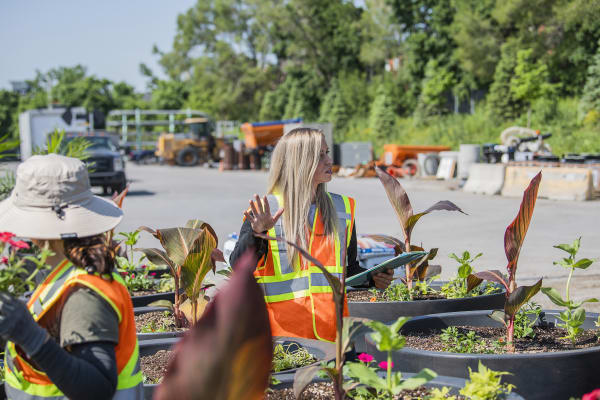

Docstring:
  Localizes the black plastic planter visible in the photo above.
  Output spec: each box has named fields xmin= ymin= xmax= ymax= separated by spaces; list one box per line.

xmin=272 ymin=371 xmax=524 ymax=399
xmin=131 ymin=291 xmax=175 ymax=308
xmin=365 ymin=309 xmax=600 ymax=400
xmin=140 ymin=336 xmax=335 ymax=399
xmin=135 ymin=306 xmax=184 ymax=341
xmin=348 ymin=282 xmax=506 ymax=321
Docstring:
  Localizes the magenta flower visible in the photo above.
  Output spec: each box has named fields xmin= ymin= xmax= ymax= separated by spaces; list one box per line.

xmin=131 ymin=273 xmax=135 ymax=278
xmin=150 ymin=272 xmax=157 ymax=276
xmin=378 ymin=361 xmax=393 ymax=369
xmin=357 ymin=353 xmax=374 ymax=363
xmin=141 ymin=264 xmax=147 ymax=269
xmin=0 ymin=232 xmax=15 ymax=243
xmin=583 ymin=389 xmax=600 ymax=400
xmin=8 ymin=239 xmax=30 ymax=249
xmin=1 ymin=256 xmax=8 ymax=264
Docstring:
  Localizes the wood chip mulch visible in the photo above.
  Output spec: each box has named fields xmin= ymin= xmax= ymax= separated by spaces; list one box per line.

xmin=346 ymin=289 xmax=446 ymax=302
xmin=135 ymin=311 xmax=184 ymax=333
xmin=266 ymin=382 xmax=440 ymax=399
xmin=404 ymin=325 xmax=600 ymax=353
xmin=130 ymin=290 xmax=158 ymax=297
xmin=141 ymin=350 xmax=174 ymax=384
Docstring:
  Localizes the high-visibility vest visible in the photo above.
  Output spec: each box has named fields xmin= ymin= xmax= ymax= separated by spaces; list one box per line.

xmin=4 ymin=259 xmax=143 ymax=400
xmin=254 ymin=192 xmax=355 ymax=342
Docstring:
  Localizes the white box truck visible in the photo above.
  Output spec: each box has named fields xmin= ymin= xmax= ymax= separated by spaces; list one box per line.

xmin=19 ymin=107 xmax=88 ymax=160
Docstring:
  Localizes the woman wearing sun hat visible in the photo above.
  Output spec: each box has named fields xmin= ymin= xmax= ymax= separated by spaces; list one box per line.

xmin=0 ymin=154 xmax=142 ymax=400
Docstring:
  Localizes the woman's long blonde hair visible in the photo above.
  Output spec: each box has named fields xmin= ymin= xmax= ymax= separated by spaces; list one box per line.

xmin=267 ymin=128 xmax=337 ymax=265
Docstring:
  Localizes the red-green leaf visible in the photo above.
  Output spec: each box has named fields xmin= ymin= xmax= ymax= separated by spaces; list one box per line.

xmin=360 ymin=234 xmax=405 ymax=255
xmin=472 ymin=270 xmax=509 ymax=291
xmin=186 ymin=219 xmax=219 ymax=246
xmin=153 ymin=227 xmax=204 ymax=267
xmin=466 ymin=274 xmax=484 ymax=293
xmin=181 ymin=227 xmax=217 ymax=306
xmin=504 ymin=172 xmax=541 ymax=276
xmin=293 ymin=364 xmax=322 ymax=399
xmin=505 ymin=279 xmax=543 ymax=318
xmin=134 ymin=247 xmax=176 ymax=276
xmin=111 ymin=185 xmax=129 ymax=209
xmin=154 ymin=251 xmax=272 ymax=400
xmin=488 ymin=310 xmax=508 ymax=327
xmin=405 ymin=201 xmax=466 ymax=239
xmin=375 ymin=167 xmax=413 ymax=240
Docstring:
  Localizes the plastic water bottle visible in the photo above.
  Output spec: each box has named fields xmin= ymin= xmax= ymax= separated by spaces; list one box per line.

xmin=223 ymin=232 xmax=239 ymax=266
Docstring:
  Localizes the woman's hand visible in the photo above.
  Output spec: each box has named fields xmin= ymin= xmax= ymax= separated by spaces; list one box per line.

xmin=372 ymin=269 xmax=394 ymax=289
xmin=0 ymin=292 xmax=48 ymax=356
xmin=244 ymin=194 xmax=284 ymax=234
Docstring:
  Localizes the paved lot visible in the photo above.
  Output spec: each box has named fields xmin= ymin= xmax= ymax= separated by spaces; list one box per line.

xmin=4 ymin=160 xmax=600 ymax=311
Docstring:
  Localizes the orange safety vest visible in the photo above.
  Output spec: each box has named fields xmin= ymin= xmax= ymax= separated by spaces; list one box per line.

xmin=253 ymin=192 xmax=355 ymax=342
xmin=4 ymin=260 xmax=143 ymax=400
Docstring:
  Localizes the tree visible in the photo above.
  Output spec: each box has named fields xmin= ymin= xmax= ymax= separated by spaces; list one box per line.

xmin=358 ymin=0 xmax=402 ymax=72
xmin=369 ymin=84 xmax=396 ymax=139
xmin=580 ymin=40 xmax=600 ymax=123
xmin=510 ymin=49 xmax=556 ymax=127
xmin=415 ymin=58 xmax=456 ymax=118
xmin=0 ymin=91 xmax=20 ymax=139
xmin=487 ymin=42 xmax=523 ymax=120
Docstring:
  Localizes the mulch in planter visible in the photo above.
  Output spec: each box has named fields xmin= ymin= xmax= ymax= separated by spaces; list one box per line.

xmin=265 ymin=382 xmax=442 ymax=400
xmin=404 ymin=326 xmax=600 ymax=353
xmin=130 ymin=289 xmax=158 ymax=297
xmin=141 ymin=350 xmax=173 ymax=384
xmin=347 ymin=289 xmax=446 ymax=302
xmin=135 ymin=311 xmax=185 ymax=334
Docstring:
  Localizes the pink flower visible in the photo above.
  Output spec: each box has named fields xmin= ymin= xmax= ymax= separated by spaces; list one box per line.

xmin=357 ymin=353 xmax=374 ymax=363
xmin=1 ymin=256 xmax=8 ymax=264
xmin=131 ymin=273 xmax=135 ymax=278
xmin=0 ymin=232 xmax=15 ymax=243
xmin=150 ymin=272 xmax=157 ymax=276
xmin=141 ymin=264 xmax=147 ymax=269
xmin=583 ymin=389 xmax=600 ymax=400
xmin=8 ymin=240 xmax=30 ymax=249
xmin=378 ymin=361 xmax=393 ymax=370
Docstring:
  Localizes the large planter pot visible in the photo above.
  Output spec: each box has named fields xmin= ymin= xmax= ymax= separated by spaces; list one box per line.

xmin=348 ymin=282 xmax=505 ymax=353
xmin=140 ymin=336 xmax=335 ymax=399
xmin=272 ymin=371 xmax=524 ymax=399
xmin=131 ymin=291 xmax=175 ymax=308
xmin=365 ymin=309 xmax=600 ymax=400
xmin=348 ymin=282 xmax=506 ymax=321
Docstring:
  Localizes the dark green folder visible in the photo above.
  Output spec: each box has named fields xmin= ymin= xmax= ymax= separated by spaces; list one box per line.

xmin=345 ymin=251 xmax=428 ymax=287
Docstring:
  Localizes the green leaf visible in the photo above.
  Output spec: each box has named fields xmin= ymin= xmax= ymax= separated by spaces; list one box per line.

xmin=553 ymin=243 xmax=576 ymax=255
xmin=365 ymin=318 xmax=407 ymax=352
xmin=504 ymin=172 xmax=541 ymax=276
xmin=571 ymin=298 xmax=599 ymax=308
xmin=458 ymin=264 xmax=472 ymax=279
xmin=540 ymin=287 xmax=570 ymax=307
xmin=505 ymin=279 xmax=543 ymax=318
xmin=573 ymin=258 xmax=594 ymax=269
xmin=148 ymin=300 xmax=174 ymax=311
xmin=346 ymin=362 xmax=386 ymax=390
xmin=394 ymin=368 xmax=437 ymax=393
xmin=342 ymin=317 xmax=372 ymax=355
xmin=488 ymin=310 xmax=508 ymax=327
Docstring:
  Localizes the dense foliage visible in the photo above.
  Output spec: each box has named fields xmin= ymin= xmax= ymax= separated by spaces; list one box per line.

xmin=2 ymin=0 xmax=600 ymax=155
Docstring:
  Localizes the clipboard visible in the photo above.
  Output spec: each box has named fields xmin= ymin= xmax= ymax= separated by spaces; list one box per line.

xmin=345 ymin=251 xmax=428 ymax=287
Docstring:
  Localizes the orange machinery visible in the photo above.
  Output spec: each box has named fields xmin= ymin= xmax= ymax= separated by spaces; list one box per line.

xmin=378 ymin=144 xmax=451 ymax=177
xmin=241 ymin=118 xmax=302 ymax=149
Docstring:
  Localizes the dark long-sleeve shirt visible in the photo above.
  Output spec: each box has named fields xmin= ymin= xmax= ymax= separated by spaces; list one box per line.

xmin=229 ymin=219 xmax=374 ymax=287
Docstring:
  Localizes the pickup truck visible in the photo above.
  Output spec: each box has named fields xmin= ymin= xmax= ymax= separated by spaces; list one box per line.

xmin=65 ymin=132 xmax=127 ymax=195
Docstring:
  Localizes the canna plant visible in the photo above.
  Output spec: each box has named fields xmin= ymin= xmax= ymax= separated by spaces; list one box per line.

xmin=154 ymin=250 xmax=273 ymax=400
xmin=541 ymin=237 xmax=597 ymax=344
xmin=467 ymin=171 xmax=543 ymax=352
xmin=136 ymin=220 xmax=225 ymax=327
xmin=375 ymin=167 xmax=465 ymax=297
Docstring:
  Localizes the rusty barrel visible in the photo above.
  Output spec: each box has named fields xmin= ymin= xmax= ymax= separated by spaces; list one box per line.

xmin=222 ymin=143 xmax=235 ymax=170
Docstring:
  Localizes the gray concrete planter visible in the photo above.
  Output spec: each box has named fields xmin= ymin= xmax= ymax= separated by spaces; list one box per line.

xmin=365 ymin=309 xmax=600 ymax=400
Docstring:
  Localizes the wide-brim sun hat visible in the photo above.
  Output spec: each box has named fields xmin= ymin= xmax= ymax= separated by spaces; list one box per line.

xmin=0 ymin=154 xmax=123 ymax=239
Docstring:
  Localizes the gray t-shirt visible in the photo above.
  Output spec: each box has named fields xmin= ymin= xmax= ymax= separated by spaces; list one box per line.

xmin=59 ymin=287 xmax=119 ymax=347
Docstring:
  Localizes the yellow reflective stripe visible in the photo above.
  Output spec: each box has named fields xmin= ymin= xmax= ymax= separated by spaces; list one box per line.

xmin=268 ymin=225 xmax=283 ymax=275
xmin=117 ymin=341 xmax=143 ymax=389
xmin=35 ymin=260 xmax=71 ymax=301
xmin=4 ymin=347 xmax=64 ymax=398
xmin=264 ymin=290 xmax=310 ymax=302
xmin=310 ymin=285 xmax=334 ymax=294
xmin=342 ymin=195 xmax=352 ymax=248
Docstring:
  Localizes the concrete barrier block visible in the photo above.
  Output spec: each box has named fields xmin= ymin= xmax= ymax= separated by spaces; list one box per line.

xmin=463 ymin=163 xmax=506 ymax=195
xmin=501 ymin=166 xmax=593 ymax=201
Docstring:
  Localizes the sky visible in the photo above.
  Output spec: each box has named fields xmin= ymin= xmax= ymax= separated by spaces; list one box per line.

xmin=0 ymin=0 xmax=198 ymax=92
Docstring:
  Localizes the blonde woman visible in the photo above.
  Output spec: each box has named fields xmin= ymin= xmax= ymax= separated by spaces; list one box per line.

xmin=230 ymin=128 xmax=393 ymax=342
